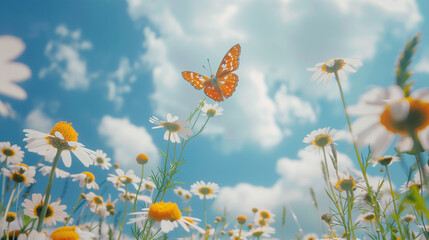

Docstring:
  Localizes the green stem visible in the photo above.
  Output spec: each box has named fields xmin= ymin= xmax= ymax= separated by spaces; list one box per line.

xmin=64 ymin=187 xmax=85 ymax=226
xmin=118 ymin=185 xmax=128 ymax=240
xmin=238 ymin=224 xmax=243 ymax=239
xmin=133 ymin=164 xmax=145 ymax=211
xmin=334 ymin=72 xmax=386 ymax=240
xmin=385 ymin=166 xmax=404 ymax=239
xmin=36 ymin=147 xmax=63 ymax=232
xmin=346 ymin=190 xmax=356 ymax=240
xmin=3 ymin=183 xmax=17 ymax=224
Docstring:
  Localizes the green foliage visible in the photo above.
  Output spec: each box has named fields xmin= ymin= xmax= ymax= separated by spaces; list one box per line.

xmin=396 ymin=33 xmax=421 ymax=97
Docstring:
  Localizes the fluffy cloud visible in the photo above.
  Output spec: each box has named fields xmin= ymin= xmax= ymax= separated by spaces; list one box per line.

xmin=25 ymin=107 xmax=54 ymax=132
xmin=39 ymin=25 xmax=96 ymax=90
xmin=98 ymin=116 xmax=159 ymax=174
xmin=415 ymin=52 xmax=429 ymax=74
xmin=107 ymin=58 xmax=138 ymax=109
xmin=126 ymin=0 xmax=421 ymax=149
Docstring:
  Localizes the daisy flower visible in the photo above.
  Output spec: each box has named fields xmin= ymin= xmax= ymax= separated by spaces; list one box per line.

xmin=105 ymin=195 xmax=118 ymax=216
xmin=349 ymin=85 xmax=429 ymax=156
xmin=23 ymin=121 xmax=94 ymax=167
xmin=118 ymin=187 xmax=152 ymax=204
xmin=128 ymin=201 xmax=204 ymax=234
xmin=202 ymin=103 xmax=223 ymax=117
xmin=149 ymin=113 xmax=193 ymax=143
xmin=0 ymin=142 xmax=24 ymax=164
xmin=50 ymin=226 xmax=95 ymax=240
xmin=190 ymin=181 xmax=220 ymax=199
xmin=400 ymin=179 xmax=423 ymax=193
xmin=174 ymin=187 xmax=193 ymax=202
xmin=249 ymin=226 xmax=275 ymax=238
xmin=70 ymin=171 xmax=99 ymax=190
xmin=22 ymin=193 xmax=68 ymax=226
xmin=333 ymin=171 xmax=357 ymax=192
xmin=2 ymin=163 xmax=36 ymax=186
xmin=85 ymin=192 xmax=108 ymax=216
xmin=402 ymin=214 xmax=416 ymax=223
xmin=356 ymin=212 xmax=376 ymax=224
xmin=303 ymin=233 xmax=319 ymax=240
xmin=256 ymin=209 xmax=275 ymax=224
xmin=37 ymin=163 xmax=70 ymax=178
xmin=371 ymin=155 xmax=400 ymax=167
xmin=107 ymin=168 xmax=140 ymax=190
xmin=92 ymin=149 xmax=112 ymax=170
xmin=307 ymin=58 xmax=362 ymax=83
xmin=303 ymin=127 xmax=338 ymax=152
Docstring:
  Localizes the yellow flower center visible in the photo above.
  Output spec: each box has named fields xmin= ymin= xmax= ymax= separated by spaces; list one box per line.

xmin=198 ymin=187 xmax=213 ymax=195
xmin=403 ymin=216 xmax=414 ymax=222
xmin=177 ymin=190 xmax=183 ymax=196
xmin=207 ymin=109 xmax=216 ymax=117
xmin=364 ymin=213 xmax=376 ymax=222
xmin=380 ymin=98 xmax=429 ymax=135
xmin=11 ymin=172 xmax=26 ymax=183
xmin=237 ymin=215 xmax=247 ymax=224
xmin=7 ymin=230 xmax=23 ymax=238
xmin=252 ymin=230 xmax=264 ymax=237
xmin=93 ymin=196 xmax=103 ymax=205
xmin=335 ymin=176 xmax=356 ymax=192
xmin=50 ymin=121 xmax=79 ymax=141
xmin=96 ymin=157 xmax=104 ymax=164
xmin=17 ymin=163 xmax=29 ymax=170
xmin=34 ymin=203 xmax=54 ymax=219
xmin=258 ymin=218 xmax=267 ymax=226
xmin=260 ymin=211 xmax=270 ymax=219
xmin=6 ymin=212 xmax=16 ymax=222
xmin=185 ymin=193 xmax=191 ymax=200
xmin=148 ymin=201 xmax=182 ymax=221
xmin=145 ymin=184 xmax=154 ymax=190
xmin=106 ymin=203 xmax=114 ymax=211
xmin=82 ymin=171 xmax=95 ymax=183
xmin=120 ymin=176 xmax=133 ymax=185
xmin=161 ymin=122 xmax=181 ymax=133
xmin=312 ymin=134 xmax=331 ymax=148
xmin=136 ymin=153 xmax=149 ymax=164
xmin=307 ymin=237 xmax=316 ymax=240
xmin=375 ymin=157 xmax=393 ymax=166
xmin=322 ymin=59 xmax=345 ymax=73
xmin=50 ymin=226 xmax=79 ymax=240
xmin=2 ymin=147 xmax=15 ymax=157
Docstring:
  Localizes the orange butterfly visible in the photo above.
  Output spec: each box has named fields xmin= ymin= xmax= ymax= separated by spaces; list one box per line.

xmin=182 ymin=44 xmax=241 ymax=102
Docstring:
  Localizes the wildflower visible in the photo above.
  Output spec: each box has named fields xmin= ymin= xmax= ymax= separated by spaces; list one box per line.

xmin=0 ymin=142 xmax=24 ymax=164
xmin=22 ymin=193 xmax=67 ymax=226
xmin=2 ymin=163 xmax=36 ymax=186
xmin=372 ymin=155 xmax=400 ymax=167
xmin=307 ymin=58 xmax=362 ymax=83
xmin=149 ymin=113 xmax=193 ymax=143
xmin=128 ymin=201 xmax=204 ymax=233
xmin=249 ymin=226 xmax=275 ymax=238
xmin=70 ymin=171 xmax=99 ymax=190
xmin=118 ymin=187 xmax=152 ymax=204
xmin=190 ymin=181 xmax=220 ymax=199
xmin=349 ymin=85 xmax=429 ymax=156
xmin=402 ymin=214 xmax=416 ymax=223
xmin=105 ymin=195 xmax=118 ymax=216
xmin=50 ymin=226 xmax=95 ymax=240
xmin=400 ymin=179 xmax=423 ymax=193
xmin=23 ymin=121 xmax=94 ymax=167
xmin=136 ymin=153 xmax=149 ymax=165
xmin=202 ymin=103 xmax=223 ymax=117
xmin=303 ymin=233 xmax=319 ymax=240
xmin=237 ymin=215 xmax=247 ymax=225
xmin=257 ymin=209 xmax=275 ymax=224
xmin=37 ymin=163 xmax=70 ymax=178
xmin=107 ymin=168 xmax=140 ymax=189
xmin=356 ymin=212 xmax=376 ymax=224
xmin=84 ymin=192 xmax=108 ymax=217
xmin=303 ymin=127 xmax=338 ymax=152
xmin=92 ymin=149 xmax=112 ymax=170
xmin=0 ymin=36 xmax=31 ymax=118
xmin=5 ymin=212 xmax=16 ymax=222
xmin=333 ymin=172 xmax=357 ymax=192
xmin=174 ymin=187 xmax=192 ymax=202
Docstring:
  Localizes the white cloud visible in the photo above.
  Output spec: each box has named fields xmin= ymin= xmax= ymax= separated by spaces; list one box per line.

xmin=107 ymin=58 xmax=138 ymax=109
xmin=214 ymin=149 xmax=356 ymax=214
xmin=0 ymin=100 xmax=15 ymax=118
xmin=98 ymin=116 xmax=159 ymax=174
xmin=39 ymin=25 xmax=96 ymax=90
xmin=415 ymin=53 xmax=429 ymax=74
xmin=127 ymin=0 xmax=421 ymax=149
xmin=25 ymin=107 xmax=54 ymax=132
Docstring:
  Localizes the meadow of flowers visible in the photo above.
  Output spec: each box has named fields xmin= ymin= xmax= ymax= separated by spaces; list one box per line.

xmin=1 ymin=31 xmax=429 ymax=240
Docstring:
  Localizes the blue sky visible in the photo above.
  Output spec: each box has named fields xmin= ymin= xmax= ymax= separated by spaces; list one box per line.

xmin=1 ymin=0 xmax=429 ymax=238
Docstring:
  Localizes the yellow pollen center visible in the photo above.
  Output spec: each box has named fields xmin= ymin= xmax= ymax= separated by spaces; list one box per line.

xmin=34 ymin=203 xmax=54 ymax=219
xmin=252 ymin=231 xmax=264 ymax=237
xmin=312 ymin=134 xmax=331 ymax=148
xmin=2 ymin=148 xmax=15 ymax=157
xmin=322 ymin=59 xmax=345 ymax=73
xmin=11 ymin=173 xmax=26 ymax=183
xmin=207 ymin=109 xmax=216 ymax=117
xmin=198 ymin=187 xmax=213 ymax=195
xmin=260 ymin=211 xmax=270 ymax=219
xmin=50 ymin=226 xmax=79 ymax=240
xmin=375 ymin=157 xmax=393 ymax=166
xmin=120 ymin=176 xmax=133 ymax=185
xmin=96 ymin=157 xmax=104 ymax=164
xmin=82 ymin=171 xmax=95 ymax=183
xmin=335 ymin=177 xmax=356 ymax=192
xmin=364 ymin=214 xmax=376 ymax=222
xmin=148 ymin=201 xmax=182 ymax=221
xmin=93 ymin=196 xmax=103 ymax=205
xmin=380 ymin=98 xmax=429 ymax=135
xmin=161 ymin=122 xmax=181 ymax=132
xmin=49 ymin=121 xmax=79 ymax=142
xmin=6 ymin=212 xmax=16 ymax=222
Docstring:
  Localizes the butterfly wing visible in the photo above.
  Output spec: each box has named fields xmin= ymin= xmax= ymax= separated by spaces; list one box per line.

xmin=215 ymin=44 xmax=241 ymax=78
xmin=218 ymin=73 xmax=238 ymax=99
xmin=182 ymin=71 xmax=210 ymax=90
xmin=204 ymin=80 xmax=224 ymax=102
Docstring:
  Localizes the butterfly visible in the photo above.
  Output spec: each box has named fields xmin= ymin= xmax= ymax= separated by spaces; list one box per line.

xmin=182 ymin=44 xmax=241 ymax=102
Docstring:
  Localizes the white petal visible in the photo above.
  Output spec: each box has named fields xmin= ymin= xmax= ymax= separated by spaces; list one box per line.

xmin=61 ymin=150 xmax=72 ymax=167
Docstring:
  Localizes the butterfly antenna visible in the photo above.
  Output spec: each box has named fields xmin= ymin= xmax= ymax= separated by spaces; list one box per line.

xmin=207 ymin=58 xmax=214 ymax=76
xmin=202 ymin=64 xmax=211 ymax=75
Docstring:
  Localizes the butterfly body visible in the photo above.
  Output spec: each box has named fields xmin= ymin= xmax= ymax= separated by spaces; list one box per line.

xmin=182 ymin=44 xmax=241 ymax=102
